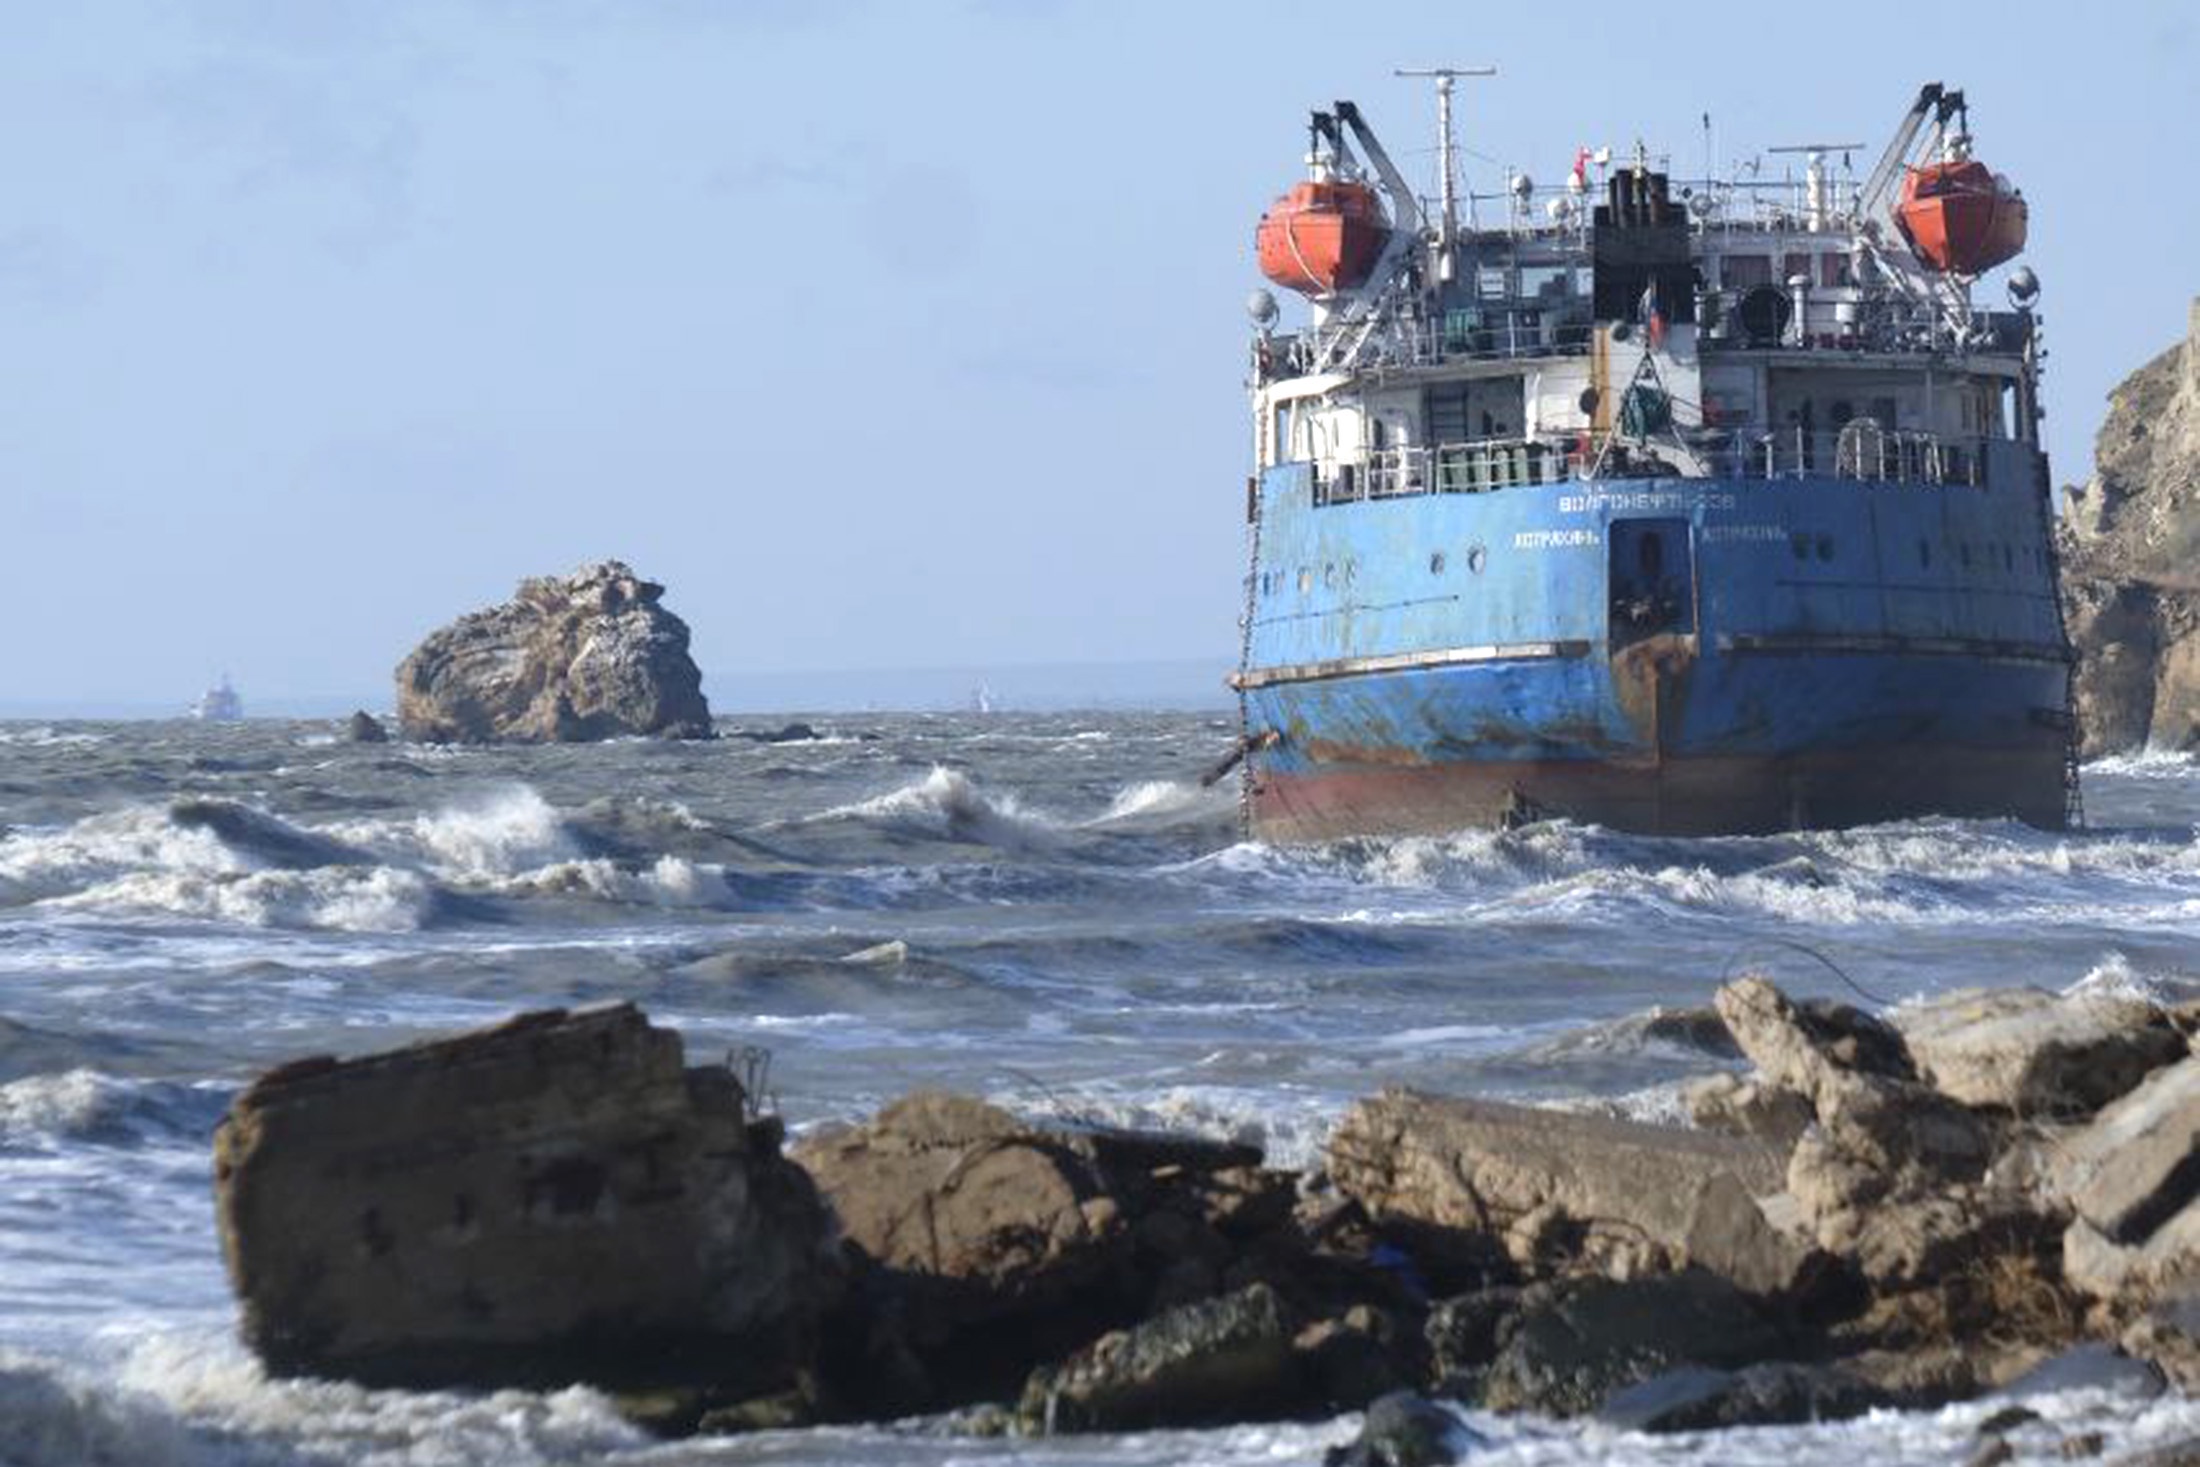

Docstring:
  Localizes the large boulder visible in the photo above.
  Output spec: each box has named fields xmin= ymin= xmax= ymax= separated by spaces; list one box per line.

xmin=2051 ymin=1057 xmax=2200 ymax=1246
xmin=1017 ymin=1282 xmax=1301 ymax=1433
xmin=343 ymin=710 xmax=389 ymax=744
xmin=1475 ymin=1271 xmax=1786 ymax=1416
xmin=211 ymin=1005 xmax=835 ymax=1402
xmin=1324 ymin=1392 xmax=1481 ymax=1467
xmin=395 ymin=561 xmax=713 ymax=743
xmin=2061 ymin=297 xmax=2200 ymax=756
xmin=790 ymin=1092 xmax=1275 ymax=1410
xmin=1894 ymin=986 xmax=2183 ymax=1116
xmin=2052 ymin=1057 xmax=2200 ymax=1307
xmin=1327 ymin=1089 xmax=1790 ymax=1287
xmin=1715 ymin=977 xmax=1995 ymax=1250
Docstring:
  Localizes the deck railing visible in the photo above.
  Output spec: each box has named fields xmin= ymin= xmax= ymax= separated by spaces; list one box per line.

xmin=1257 ymin=305 xmax=2033 ymax=383
xmin=1311 ymin=430 xmax=2022 ymax=506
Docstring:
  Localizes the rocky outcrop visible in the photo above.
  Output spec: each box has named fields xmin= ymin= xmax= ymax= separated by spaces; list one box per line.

xmin=343 ymin=710 xmax=389 ymax=743
xmin=790 ymin=1092 xmax=1338 ymax=1416
xmin=1475 ymin=1271 xmax=1786 ymax=1416
xmin=211 ymin=1004 xmax=835 ymax=1403
xmin=2062 ymin=298 xmax=2200 ymax=755
xmin=1327 ymin=1090 xmax=1791 ymax=1285
xmin=2054 ymin=1057 xmax=2200 ymax=1306
xmin=1715 ymin=976 xmax=2005 ymax=1279
xmin=394 ymin=561 xmax=712 ymax=743
xmin=1017 ymin=1282 xmax=1300 ymax=1433
xmin=211 ymin=979 xmax=2198 ymax=1442
xmin=1894 ymin=986 xmax=2184 ymax=1115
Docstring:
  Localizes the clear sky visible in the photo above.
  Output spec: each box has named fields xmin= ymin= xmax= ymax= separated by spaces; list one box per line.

xmin=3 ymin=0 xmax=2193 ymax=710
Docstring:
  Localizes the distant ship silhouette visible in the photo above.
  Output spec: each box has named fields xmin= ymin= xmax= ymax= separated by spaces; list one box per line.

xmin=190 ymin=674 xmax=244 ymax=722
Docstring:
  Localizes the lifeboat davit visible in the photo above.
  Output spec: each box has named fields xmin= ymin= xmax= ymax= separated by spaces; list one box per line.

xmin=1256 ymin=179 xmax=1389 ymax=295
xmin=1897 ymin=159 xmax=2027 ymax=276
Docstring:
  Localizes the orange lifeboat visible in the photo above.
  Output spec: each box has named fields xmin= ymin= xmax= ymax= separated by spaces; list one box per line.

xmin=1897 ymin=159 xmax=2027 ymax=275
xmin=1256 ymin=179 xmax=1389 ymax=295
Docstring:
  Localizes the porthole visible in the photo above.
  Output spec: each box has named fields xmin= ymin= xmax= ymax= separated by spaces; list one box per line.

xmin=2002 ymin=545 xmax=2014 ymax=572
xmin=1429 ymin=551 xmax=1447 ymax=575
xmin=1790 ymin=532 xmax=1811 ymax=562
xmin=1297 ymin=568 xmax=1312 ymax=595
xmin=1919 ymin=540 xmax=1932 ymax=569
xmin=1815 ymin=534 xmax=1834 ymax=562
xmin=1466 ymin=545 xmax=1488 ymax=575
xmin=1960 ymin=543 xmax=1972 ymax=568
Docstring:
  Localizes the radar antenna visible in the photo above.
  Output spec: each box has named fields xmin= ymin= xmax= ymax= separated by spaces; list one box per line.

xmin=1394 ymin=66 xmax=1496 ymax=256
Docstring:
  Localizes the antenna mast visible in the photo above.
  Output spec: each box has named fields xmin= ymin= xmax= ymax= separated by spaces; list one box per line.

xmin=1395 ymin=66 xmax=1495 ymax=254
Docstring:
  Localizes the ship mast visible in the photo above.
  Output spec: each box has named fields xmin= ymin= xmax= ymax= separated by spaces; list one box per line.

xmin=1395 ymin=65 xmax=1494 ymax=276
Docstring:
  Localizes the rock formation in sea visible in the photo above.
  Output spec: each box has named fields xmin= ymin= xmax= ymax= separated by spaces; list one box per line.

xmin=210 ymin=978 xmax=2199 ymax=1446
xmin=393 ymin=561 xmax=713 ymax=743
xmin=2062 ymin=297 xmax=2200 ymax=755
xmin=343 ymin=710 xmax=389 ymax=743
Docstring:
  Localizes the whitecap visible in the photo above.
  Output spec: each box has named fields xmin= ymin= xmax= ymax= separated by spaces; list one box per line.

xmin=0 ymin=1350 xmax=201 ymax=1467
xmin=2063 ymin=950 xmax=2200 ymax=1007
xmin=494 ymin=855 xmax=727 ymax=908
xmin=0 ymin=726 xmax=105 ymax=748
xmin=0 ymin=1071 xmax=222 ymax=1148
xmin=45 ymin=865 xmax=433 ymax=933
xmin=809 ymin=766 xmax=1062 ymax=850
xmin=2084 ymin=746 xmax=2198 ymax=780
xmin=1091 ymin=778 xmax=1235 ymax=829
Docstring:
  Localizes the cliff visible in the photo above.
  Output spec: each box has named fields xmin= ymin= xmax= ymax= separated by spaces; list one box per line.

xmin=2063 ymin=299 xmax=2200 ymax=755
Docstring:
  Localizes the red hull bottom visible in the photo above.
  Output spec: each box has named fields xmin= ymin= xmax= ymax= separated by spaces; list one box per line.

xmin=1249 ymin=742 xmax=2070 ymax=842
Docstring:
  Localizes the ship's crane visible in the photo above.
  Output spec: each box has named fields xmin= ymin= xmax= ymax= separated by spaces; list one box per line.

xmin=1855 ymin=83 xmax=1967 ymax=232
xmin=1850 ymin=83 xmax=1990 ymax=337
xmin=1305 ymin=100 xmax=1426 ymax=369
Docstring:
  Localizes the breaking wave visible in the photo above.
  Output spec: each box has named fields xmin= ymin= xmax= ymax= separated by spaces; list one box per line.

xmin=326 ymin=786 xmax=576 ymax=882
xmin=493 ymin=854 xmax=730 ymax=908
xmin=2083 ymin=746 xmax=2198 ymax=780
xmin=806 ymin=766 xmax=1064 ymax=849
xmin=1091 ymin=778 xmax=1235 ymax=831
xmin=45 ymin=866 xmax=436 ymax=933
xmin=0 ymin=1071 xmax=225 ymax=1149
xmin=1176 ymin=814 xmax=2200 ymax=932
xmin=0 ymin=1337 xmax=646 ymax=1467
xmin=0 ymin=787 xmax=744 ymax=931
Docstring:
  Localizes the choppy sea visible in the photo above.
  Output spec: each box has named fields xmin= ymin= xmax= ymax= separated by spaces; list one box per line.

xmin=2 ymin=712 xmax=2197 ymax=1466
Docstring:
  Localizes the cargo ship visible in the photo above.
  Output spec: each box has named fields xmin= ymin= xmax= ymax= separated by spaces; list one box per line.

xmin=1232 ymin=78 xmax=2077 ymax=839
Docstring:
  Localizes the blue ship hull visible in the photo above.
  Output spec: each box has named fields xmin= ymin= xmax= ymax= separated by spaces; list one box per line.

xmin=1239 ymin=455 xmax=2072 ymax=838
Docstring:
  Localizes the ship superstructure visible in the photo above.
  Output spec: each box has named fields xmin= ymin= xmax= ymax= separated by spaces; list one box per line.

xmin=1234 ymin=80 xmax=2075 ymax=838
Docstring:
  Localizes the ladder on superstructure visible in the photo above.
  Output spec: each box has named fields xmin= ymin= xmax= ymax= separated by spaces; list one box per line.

xmin=2033 ymin=455 xmax=2086 ymax=830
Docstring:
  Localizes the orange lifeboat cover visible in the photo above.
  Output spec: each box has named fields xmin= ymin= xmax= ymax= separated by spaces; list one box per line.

xmin=1897 ymin=159 xmax=2027 ymax=276
xmin=1256 ymin=180 xmax=1390 ymax=296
